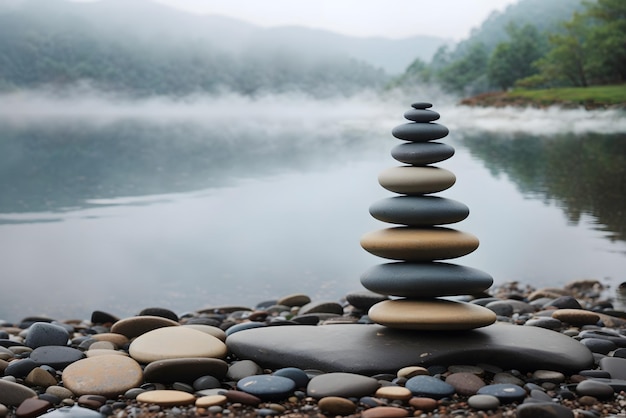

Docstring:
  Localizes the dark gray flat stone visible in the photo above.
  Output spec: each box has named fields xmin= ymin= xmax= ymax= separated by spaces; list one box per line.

xmin=411 ymin=102 xmax=433 ymax=109
xmin=360 ymin=262 xmax=493 ymax=298
xmin=369 ymin=196 xmax=469 ymax=226
xmin=391 ymin=142 xmax=455 ymax=165
xmin=404 ymin=109 xmax=440 ymax=123
xmin=226 ymin=323 xmax=593 ymax=375
xmin=392 ymin=122 xmax=449 ymax=142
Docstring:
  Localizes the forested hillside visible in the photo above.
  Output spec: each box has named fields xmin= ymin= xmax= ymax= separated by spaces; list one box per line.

xmin=393 ymin=0 xmax=625 ymax=97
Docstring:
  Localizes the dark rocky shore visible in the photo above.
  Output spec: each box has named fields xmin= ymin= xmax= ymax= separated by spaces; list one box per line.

xmin=2 ymin=279 xmax=626 ymax=418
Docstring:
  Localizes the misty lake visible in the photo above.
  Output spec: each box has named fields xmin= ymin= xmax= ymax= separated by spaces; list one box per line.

xmin=0 ymin=93 xmax=625 ymax=320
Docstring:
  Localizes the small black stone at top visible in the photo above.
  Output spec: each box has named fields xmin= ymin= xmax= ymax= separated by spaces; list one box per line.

xmin=411 ymin=102 xmax=433 ymax=109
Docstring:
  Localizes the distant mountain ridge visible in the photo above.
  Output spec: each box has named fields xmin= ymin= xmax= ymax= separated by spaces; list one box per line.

xmin=0 ymin=0 xmax=450 ymax=74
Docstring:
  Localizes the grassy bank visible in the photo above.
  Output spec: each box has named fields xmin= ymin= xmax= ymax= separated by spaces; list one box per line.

xmin=460 ymin=84 xmax=626 ymax=109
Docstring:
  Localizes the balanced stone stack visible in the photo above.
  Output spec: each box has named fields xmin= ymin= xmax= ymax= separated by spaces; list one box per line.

xmin=360 ymin=102 xmax=497 ymax=330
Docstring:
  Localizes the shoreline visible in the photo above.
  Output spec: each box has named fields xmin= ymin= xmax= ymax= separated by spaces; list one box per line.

xmin=2 ymin=279 xmax=626 ymax=416
xmin=459 ymin=91 xmax=626 ymax=111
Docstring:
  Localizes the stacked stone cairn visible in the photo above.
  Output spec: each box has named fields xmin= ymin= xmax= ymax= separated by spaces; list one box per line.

xmin=360 ymin=102 xmax=497 ymax=330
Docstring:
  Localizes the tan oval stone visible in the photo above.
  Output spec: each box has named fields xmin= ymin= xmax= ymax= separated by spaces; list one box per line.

xmin=136 ymin=390 xmax=195 ymax=406
xmin=369 ymin=299 xmax=496 ymax=330
xmin=195 ymin=394 xmax=228 ymax=408
xmin=182 ymin=324 xmax=227 ymax=341
xmin=62 ymin=354 xmax=143 ymax=397
xmin=361 ymin=406 xmax=409 ymax=418
xmin=91 ymin=333 xmax=129 ymax=347
xmin=397 ymin=366 xmax=429 ymax=379
xmin=360 ymin=227 xmax=479 ymax=261
xmin=25 ymin=367 xmax=58 ymax=388
xmin=46 ymin=386 xmax=74 ymax=400
xmin=111 ymin=316 xmax=179 ymax=339
xmin=378 ymin=166 xmax=456 ymax=195
xmin=552 ymin=309 xmax=600 ymax=326
xmin=89 ymin=341 xmax=115 ymax=350
xmin=129 ymin=326 xmax=227 ymax=363
xmin=317 ymin=396 xmax=357 ymax=415
xmin=0 ymin=380 xmax=37 ymax=406
xmin=375 ymin=386 xmax=412 ymax=401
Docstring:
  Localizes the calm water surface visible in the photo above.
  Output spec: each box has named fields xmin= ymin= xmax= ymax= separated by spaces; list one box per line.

xmin=0 ymin=95 xmax=624 ymax=319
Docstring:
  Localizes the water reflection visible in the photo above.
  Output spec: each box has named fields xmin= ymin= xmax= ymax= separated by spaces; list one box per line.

xmin=454 ymin=132 xmax=626 ymax=243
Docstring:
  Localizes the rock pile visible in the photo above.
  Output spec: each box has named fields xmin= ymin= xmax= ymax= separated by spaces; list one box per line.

xmin=360 ymin=102 xmax=497 ymax=330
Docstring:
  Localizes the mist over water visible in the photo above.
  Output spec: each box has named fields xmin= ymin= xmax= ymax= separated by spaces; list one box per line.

xmin=0 ymin=89 xmax=625 ymax=320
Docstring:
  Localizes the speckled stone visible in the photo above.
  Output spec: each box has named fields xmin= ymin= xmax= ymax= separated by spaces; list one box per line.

xmin=25 ymin=323 xmax=69 ymax=349
xmin=403 ymin=109 xmax=440 ymax=123
xmin=143 ymin=357 xmax=228 ymax=383
xmin=129 ymin=326 xmax=227 ymax=363
xmin=45 ymin=386 xmax=74 ymax=400
xmin=392 ymin=123 xmax=449 ymax=142
xmin=317 ymin=396 xmax=357 ymax=415
xmin=369 ymin=299 xmax=496 ymax=330
xmin=405 ymin=375 xmax=455 ymax=399
xmin=227 ymin=323 xmax=593 ymax=374
xmin=62 ymin=354 xmax=143 ymax=397
xmin=369 ymin=196 xmax=469 ymax=226
xmin=237 ymin=375 xmax=296 ymax=401
xmin=378 ymin=166 xmax=456 ymax=195
xmin=307 ymin=373 xmax=379 ymax=399
xmin=360 ymin=227 xmax=479 ymax=262
xmin=0 ymin=380 xmax=37 ymax=406
xmin=391 ymin=142 xmax=455 ymax=166
xmin=445 ymin=372 xmax=486 ymax=396
xmin=361 ymin=262 xmax=492 ymax=298
xmin=551 ymin=309 xmax=600 ymax=326
xmin=110 ymin=316 xmax=180 ymax=339
xmin=135 ymin=390 xmax=195 ymax=406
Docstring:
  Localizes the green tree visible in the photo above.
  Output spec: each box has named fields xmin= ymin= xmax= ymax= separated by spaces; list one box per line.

xmin=584 ymin=0 xmax=626 ymax=82
xmin=437 ymin=43 xmax=489 ymax=94
xmin=487 ymin=23 xmax=547 ymax=90
xmin=533 ymin=13 xmax=592 ymax=87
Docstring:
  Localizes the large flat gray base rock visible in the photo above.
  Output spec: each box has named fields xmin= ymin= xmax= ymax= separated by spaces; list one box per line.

xmin=226 ymin=323 xmax=593 ymax=375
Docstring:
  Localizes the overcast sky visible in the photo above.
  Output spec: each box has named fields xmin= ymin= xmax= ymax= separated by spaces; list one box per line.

xmin=152 ymin=0 xmax=519 ymax=41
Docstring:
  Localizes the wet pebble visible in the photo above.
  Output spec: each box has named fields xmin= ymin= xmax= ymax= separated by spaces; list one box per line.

xmin=25 ymin=323 xmax=69 ymax=349
xmin=477 ymin=383 xmax=526 ymax=403
xmin=405 ymin=375 xmax=455 ymax=399
xmin=236 ymin=375 xmax=295 ymax=401
xmin=317 ymin=396 xmax=357 ymax=415
xmin=445 ymin=372 xmax=485 ymax=395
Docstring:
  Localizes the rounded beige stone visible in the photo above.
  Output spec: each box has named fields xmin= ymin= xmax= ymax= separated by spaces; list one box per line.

xmin=378 ymin=166 xmax=456 ymax=195
xmin=196 ymin=394 xmax=228 ymax=408
xmin=182 ymin=324 xmax=227 ymax=342
xmin=277 ymin=293 xmax=312 ymax=307
xmin=136 ymin=390 xmax=195 ymax=406
xmin=397 ymin=366 xmax=429 ymax=379
xmin=360 ymin=227 xmax=479 ymax=261
xmin=61 ymin=354 xmax=143 ymax=397
xmin=375 ymin=386 xmax=412 ymax=401
xmin=551 ymin=309 xmax=600 ymax=326
xmin=129 ymin=326 xmax=227 ymax=363
xmin=369 ymin=299 xmax=496 ymax=330
xmin=89 ymin=341 xmax=115 ymax=350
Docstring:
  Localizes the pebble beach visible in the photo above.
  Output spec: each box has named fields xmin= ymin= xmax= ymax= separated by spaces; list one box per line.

xmin=1 ymin=279 xmax=626 ymax=417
